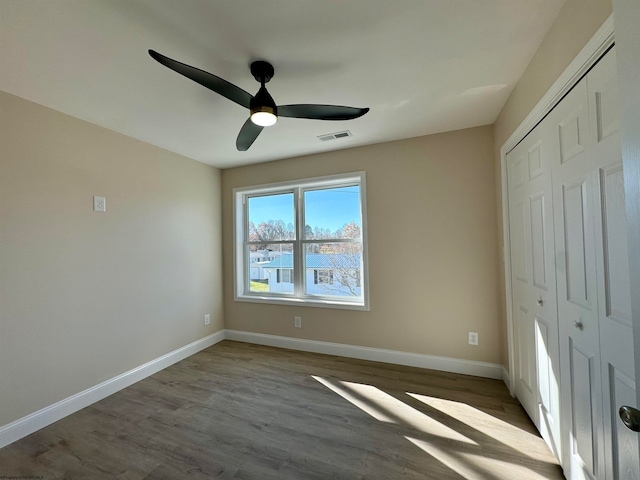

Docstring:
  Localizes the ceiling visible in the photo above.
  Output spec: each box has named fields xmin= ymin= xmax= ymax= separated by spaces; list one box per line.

xmin=1 ymin=0 xmax=565 ymax=169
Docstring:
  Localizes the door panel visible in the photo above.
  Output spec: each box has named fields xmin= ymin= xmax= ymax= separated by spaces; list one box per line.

xmin=530 ymin=192 xmax=548 ymax=289
xmin=599 ymin=164 xmax=632 ymax=325
xmin=593 ymin=74 xmax=620 ymax=142
xmin=588 ymin=49 xmax=637 ymax=480
xmin=507 ymin=119 xmax=562 ymax=458
xmin=559 ymin=107 xmax=587 ymax=164
xmin=562 ymin=179 xmax=591 ymax=308
xmin=529 ymin=140 xmax=544 ymax=180
xmin=570 ymin=341 xmax=597 ymax=477
xmin=548 ymin=78 xmax=605 ymax=479
xmin=512 ymin=201 xmax=528 ymax=284
xmin=518 ymin=304 xmax=534 ymax=396
xmin=536 ymin=314 xmax=560 ymax=454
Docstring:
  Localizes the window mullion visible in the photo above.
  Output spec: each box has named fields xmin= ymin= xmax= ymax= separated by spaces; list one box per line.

xmin=295 ymin=187 xmax=304 ymax=297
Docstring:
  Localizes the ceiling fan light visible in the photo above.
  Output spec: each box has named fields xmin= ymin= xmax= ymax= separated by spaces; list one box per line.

xmin=250 ymin=106 xmax=278 ymax=127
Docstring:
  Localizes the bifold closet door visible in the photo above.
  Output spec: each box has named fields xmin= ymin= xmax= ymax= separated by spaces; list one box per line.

xmin=506 ymin=120 xmax=562 ymax=458
xmin=588 ymin=50 xmax=638 ymax=480
xmin=548 ymin=75 xmax=605 ymax=480
xmin=548 ymin=48 xmax=637 ymax=480
xmin=507 ymin=47 xmax=636 ymax=479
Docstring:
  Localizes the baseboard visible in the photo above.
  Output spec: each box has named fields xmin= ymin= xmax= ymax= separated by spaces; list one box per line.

xmin=224 ymin=330 xmax=503 ymax=380
xmin=1 ymin=329 xmax=505 ymax=450
xmin=0 ymin=330 xmax=225 ymax=450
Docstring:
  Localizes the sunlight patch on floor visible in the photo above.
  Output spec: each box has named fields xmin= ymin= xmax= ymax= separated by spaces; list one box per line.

xmin=406 ymin=436 xmax=554 ymax=480
xmin=312 ymin=375 xmax=396 ymax=423
xmin=312 ymin=376 xmax=475 ymax=445
xmin=406 ymin=392 xmax=552 ymax=462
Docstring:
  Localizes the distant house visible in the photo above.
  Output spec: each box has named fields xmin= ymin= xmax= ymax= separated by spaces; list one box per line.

xmin=262 ymin=252 xmax=362 ymax=297
xmin=249 ymin=250 xmax=283 ymax=280
xmin=249 ymin=249 xmax=283 ymax=263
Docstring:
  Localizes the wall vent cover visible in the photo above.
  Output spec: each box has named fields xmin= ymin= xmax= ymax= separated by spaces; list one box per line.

xmin=317 ymin=130 xmax=352 ymax=142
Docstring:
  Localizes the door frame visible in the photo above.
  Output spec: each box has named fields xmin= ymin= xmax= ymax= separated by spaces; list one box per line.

xmin=613 ymin=0 xmax=640 ymax=462
xmin=500 ymin=15 xmax=615 ymax=394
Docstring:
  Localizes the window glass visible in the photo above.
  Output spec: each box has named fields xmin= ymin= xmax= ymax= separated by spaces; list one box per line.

xmin=248 ymin=193 xmax=295 ymax=242
xmin=305 ymin=243 xmax=362 ymax=297
xmin=304 ymin=186 xmax=361 ymax=240
xmin=248 ymin=244 xmax=293 ymax=294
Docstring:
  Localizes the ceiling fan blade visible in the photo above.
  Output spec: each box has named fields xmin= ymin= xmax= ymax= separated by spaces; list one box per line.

xmin=236 ymin=118 xmax=264 ymax=151
xmin=149 ymin=50 xmax=252 ymax=109
xmin=277 ymin=104 xmax=369 ymax=120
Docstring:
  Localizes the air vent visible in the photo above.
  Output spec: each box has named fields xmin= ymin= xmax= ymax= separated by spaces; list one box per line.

xmin=317 ymin=130 xmax=352 ymax=142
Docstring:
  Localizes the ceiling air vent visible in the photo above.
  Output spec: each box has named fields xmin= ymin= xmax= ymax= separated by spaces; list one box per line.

xmin=317 ymin=130 xmax=352 ymax=142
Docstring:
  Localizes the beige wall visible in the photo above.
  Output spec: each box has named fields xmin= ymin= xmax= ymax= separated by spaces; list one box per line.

xmin=493 ymin=0 xmax=612 ymax=365
xmin=0 ymin=91 xmax=223 ymax=426
xmin=222 ymin=126 xmax=501 ymax=364
xmin=1 ymin=0 xmax=613 ymax=429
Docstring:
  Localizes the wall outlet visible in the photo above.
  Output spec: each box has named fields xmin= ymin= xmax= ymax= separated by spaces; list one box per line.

xmin=204 ymin=314 xmax=210 ymax=326
xmin=468 ymin=332 xmax=479 ymax=346
xmin=93 ymin=196 xmax=106 ymax=212
xmin=294 ymin=316 xmax=302 ymax=328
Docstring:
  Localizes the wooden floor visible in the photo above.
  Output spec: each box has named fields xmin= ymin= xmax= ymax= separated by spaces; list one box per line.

xmin=0 ymin=341 xmax=564 ymax=479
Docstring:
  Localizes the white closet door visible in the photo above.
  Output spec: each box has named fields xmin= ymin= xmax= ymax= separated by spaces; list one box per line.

xmin=506 ymin=119 xmax=562 ymax=458
xmin=588 ymin=50 xmax=638 ymax=480
xmin=548 ymin=78 xmax=605 ymax=480
xmin=507 ymin=47 xmax=635 ymax=478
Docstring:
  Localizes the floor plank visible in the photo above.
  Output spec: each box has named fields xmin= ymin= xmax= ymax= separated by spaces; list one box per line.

xmin=0 ymin=340 xmax=564 ymax=479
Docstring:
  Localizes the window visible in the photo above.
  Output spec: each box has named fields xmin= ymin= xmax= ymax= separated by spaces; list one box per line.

xmin=314 ymin=269 xmax=333 ymax=285
xmin=277 ymin=269 xmax=293 ymax=283
xmin=234 ymin=172 xmax=368 ymax=310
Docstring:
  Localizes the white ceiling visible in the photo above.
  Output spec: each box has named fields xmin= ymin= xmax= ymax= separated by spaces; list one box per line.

xmin=1 ymin=0 xmax=565 ymax=169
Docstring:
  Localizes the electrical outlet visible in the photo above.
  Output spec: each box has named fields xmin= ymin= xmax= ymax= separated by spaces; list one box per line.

xmin=294 ymin=316 xmax=301 ymax=328
xmin=204 ymin=314 xmax=210 ymax=326
xmin=468 ymin=332 xmax=479 ymax=346
xmin=93 ymin=196 xmax=106 ymax=212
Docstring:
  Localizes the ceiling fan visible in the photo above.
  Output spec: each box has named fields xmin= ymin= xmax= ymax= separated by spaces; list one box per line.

xmin=148 ymin=50 xmax=370 ymax=151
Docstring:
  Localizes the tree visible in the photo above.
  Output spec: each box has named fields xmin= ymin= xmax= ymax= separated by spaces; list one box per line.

xmin=248 ymin=220 xmax=294 ymax=250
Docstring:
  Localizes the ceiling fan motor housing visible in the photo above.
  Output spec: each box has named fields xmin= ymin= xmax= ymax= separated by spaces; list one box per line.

xmin=250 ymin=60 xmax=274 ymax=83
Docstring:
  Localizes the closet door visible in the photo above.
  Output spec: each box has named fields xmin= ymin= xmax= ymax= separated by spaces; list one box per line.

xmin=506 ymin=120 xmax=561 ymax=457
xmin=507 ymin=47 xmax=635 ymax=478
xmin=548 ymin=78 xmax=605 ymax=480
xmin=548 ymin=48 xmax=636 ymax=480
xmin=588 ymin=50 xmax=638 ymax=480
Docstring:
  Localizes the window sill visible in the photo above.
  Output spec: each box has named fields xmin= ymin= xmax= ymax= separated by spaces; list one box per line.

xmin=235 ymin=294 xmax=369 ymax=311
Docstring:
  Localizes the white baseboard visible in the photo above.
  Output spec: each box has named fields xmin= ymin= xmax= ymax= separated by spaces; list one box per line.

xmin=224 ymin=330 xmax=504 ymax=380
xmin=1 ymin=329 xmax=506 ymax=450
xmin=0 ymin=330 xmax=225 ymax=450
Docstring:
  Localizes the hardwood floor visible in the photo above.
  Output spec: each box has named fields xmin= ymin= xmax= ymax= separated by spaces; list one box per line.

xmin=0 ymin=340 xmax=564 ymax=479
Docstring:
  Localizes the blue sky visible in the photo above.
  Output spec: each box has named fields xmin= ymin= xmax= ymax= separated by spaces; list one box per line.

xmin=248 ymin=186 xmax=361 ymax=232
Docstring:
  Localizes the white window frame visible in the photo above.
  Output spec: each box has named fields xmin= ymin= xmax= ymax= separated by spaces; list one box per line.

xmin=233 ymin=172 xmax=369 ymax=310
